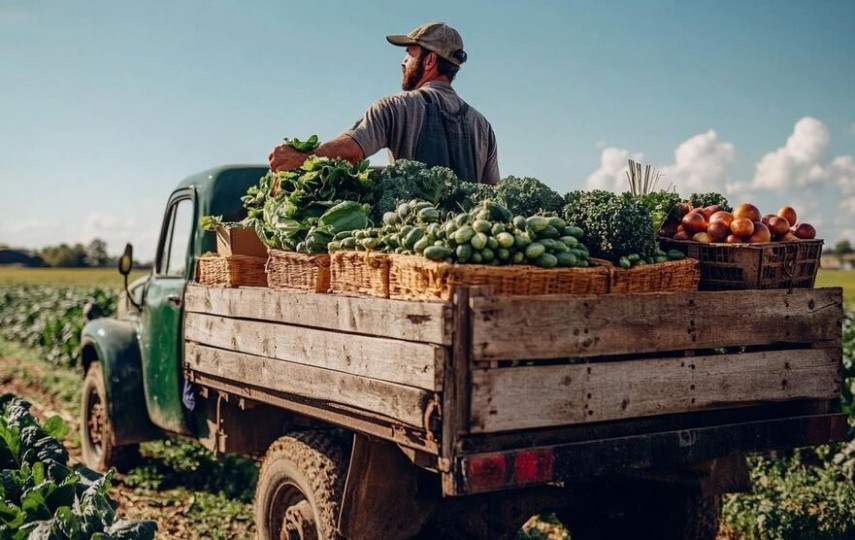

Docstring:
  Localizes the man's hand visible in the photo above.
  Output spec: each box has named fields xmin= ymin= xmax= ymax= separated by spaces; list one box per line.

xmin=269 ymin=144 xmax=309 ymax=172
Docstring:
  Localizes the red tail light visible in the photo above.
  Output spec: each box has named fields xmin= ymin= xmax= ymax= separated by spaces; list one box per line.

xmin=463 ymin=447 xmax=555 ymax=493
xmin=465 ymin=453 xmax=507 ymax=492
xmin=514 ymin=448 xmax=554 ymax=485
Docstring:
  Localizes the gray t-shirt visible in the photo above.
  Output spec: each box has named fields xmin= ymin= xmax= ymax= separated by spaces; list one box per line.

xmin=345 ymin=81 xmax=499 ymax=185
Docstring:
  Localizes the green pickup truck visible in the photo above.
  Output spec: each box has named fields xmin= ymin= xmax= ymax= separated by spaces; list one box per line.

xmin=79 ymin=165 xmax=848 ymax=540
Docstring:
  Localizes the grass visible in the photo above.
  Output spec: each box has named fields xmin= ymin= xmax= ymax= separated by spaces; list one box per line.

xmin=816 ymin=269 xmax=855 ymax=306
xmin=0 ymin=267 xmax=148 ymax=288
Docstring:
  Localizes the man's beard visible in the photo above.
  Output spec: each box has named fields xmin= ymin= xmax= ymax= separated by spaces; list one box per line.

xmin=402 ymin=53 xmax=426 ymax=91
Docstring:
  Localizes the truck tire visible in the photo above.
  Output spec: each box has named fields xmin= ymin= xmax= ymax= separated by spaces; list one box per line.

xmin=80 ymin=362 xmax=140 ymax=472
xmin=560 ymin=482 xmax=721 ymax=540
xmin=255 ymin=431 xmax=348 ymax=540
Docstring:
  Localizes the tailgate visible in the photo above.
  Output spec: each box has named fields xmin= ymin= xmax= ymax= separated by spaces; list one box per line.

xmin=442 ymin=287 xmax=845 ymax=495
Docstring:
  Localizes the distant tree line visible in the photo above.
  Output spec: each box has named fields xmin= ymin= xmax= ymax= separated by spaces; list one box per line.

xmin=0 ymin=238 xmax=141 ymax=268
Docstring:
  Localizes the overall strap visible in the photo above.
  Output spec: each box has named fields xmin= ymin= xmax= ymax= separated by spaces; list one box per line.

xmin=414 ymin=90 xmax=478 ymax=182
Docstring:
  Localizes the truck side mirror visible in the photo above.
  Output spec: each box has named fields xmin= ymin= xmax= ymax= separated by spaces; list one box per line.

xmin=118 ymin=243 xmax=142 ymax=311
xmin=118 ymin=243 xmax=134 ymax=276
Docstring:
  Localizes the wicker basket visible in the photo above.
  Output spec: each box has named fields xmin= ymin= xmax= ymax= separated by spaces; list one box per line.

xmin=266 ymin=249 xmax=331 ymax=293
xmin=601 ymin=257 xmax=701 ymax=294
xmin=388 ymin=255 xmax=610 ymax=302
xmin=329 ymin=251 xmax=390 ymax=298
xmin=196 ymin=253 xmax=267 ymax=288
xmin=659 ymin=238 xmax=823 ymax=290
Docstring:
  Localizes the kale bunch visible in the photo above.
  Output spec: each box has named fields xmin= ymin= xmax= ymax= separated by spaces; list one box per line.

xmin=491 ymin=176 xmax=565 ymax=217
xmin=372 ymin=160 xmax=464 ymax=222
xmin=563 ymin=190 xmax=656 ymax=261
xmin=687 ymin=192 xmax=732 ymax=212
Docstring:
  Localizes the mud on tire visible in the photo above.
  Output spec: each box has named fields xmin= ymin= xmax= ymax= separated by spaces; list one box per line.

xmin=255 ymin=431 xmax=349 ymax=540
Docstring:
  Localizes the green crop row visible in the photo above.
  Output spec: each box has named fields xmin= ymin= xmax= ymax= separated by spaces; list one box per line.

xmin=0 ymin=286 xmax=118 ymax=366
xmin=1 ymin=392 xmax=156 ymax=539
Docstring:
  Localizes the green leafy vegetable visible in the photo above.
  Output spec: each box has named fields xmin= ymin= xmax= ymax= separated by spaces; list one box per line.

xmin=491 ymin=176 xmax=565 ymax=217
xmin=687 ymin=192 xmax=732 ymax=212
xmin=282 ymin=135 xmax=320 ymax=153
xmin=241 ymin=156 xmax=374 ymax=253
xmin=0 ymin=394 xmax=157 ymax=539
xmin=564 ymin=190 xmax=656 ymax=262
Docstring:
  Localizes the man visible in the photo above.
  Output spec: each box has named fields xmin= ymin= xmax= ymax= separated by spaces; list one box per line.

xmin=268 ymin=21 xmax=499 ymax=185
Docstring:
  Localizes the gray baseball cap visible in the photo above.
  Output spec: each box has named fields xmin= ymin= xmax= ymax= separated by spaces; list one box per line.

xmin=386 ymin=22 xmax=467 ymax=66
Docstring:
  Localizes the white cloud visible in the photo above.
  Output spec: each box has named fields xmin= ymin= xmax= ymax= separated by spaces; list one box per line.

xmin=829 ymin=155 xmax=855 ymax=195
xmin=82 ymin=212 xmax=159 ymax=261
xmin=661 ymin=130 xmax=736 ymax=194
xmin=752 ymin=117 xmax=830 ymax=190
xmin=585 ymin=147 xmax=643 ymax=191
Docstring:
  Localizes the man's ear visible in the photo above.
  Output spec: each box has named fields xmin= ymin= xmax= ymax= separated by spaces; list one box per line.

xmin=424 ymin=50 xmax=438 ymax=69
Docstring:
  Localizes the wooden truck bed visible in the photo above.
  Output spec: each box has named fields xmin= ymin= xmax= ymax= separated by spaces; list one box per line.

xmin=183 ymin=284 xmax=846 ymax=495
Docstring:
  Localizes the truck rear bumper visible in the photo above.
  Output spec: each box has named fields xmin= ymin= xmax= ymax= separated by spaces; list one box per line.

xmin=455 ymin=413 xmax=849 ymax=495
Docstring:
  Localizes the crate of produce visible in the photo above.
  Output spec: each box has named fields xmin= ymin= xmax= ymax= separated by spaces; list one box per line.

xmin=329 ymin=251 xmax=391 ymax=298
xmin=388 ymin=255 xmax=610 ymax=302
xmin=266 ymin=249 xmax=331 ymax=293
xmin=196 ymin=253 xmax=267 ymax=288
xmin=595 ymin=257 xmax=701 ymax=294
xmin=659 ymin=238 xmax=823 ymax=290
xmin=215 ymin=225 xmax=268 ymax=258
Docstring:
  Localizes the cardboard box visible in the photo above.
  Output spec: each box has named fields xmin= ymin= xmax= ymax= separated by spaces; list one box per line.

xmin=215 ymin=226 xmax=268 ymax=258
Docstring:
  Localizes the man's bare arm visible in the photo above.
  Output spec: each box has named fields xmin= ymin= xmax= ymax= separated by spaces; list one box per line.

xmin=268 ymin=134 xmax=365 ymax=172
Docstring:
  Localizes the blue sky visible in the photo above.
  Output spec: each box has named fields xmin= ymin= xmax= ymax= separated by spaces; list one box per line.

xmin=1 ymin=0 xmax=853 ymax=260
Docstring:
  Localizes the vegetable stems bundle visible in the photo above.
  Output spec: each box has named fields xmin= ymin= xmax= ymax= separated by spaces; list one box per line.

xmin=626 ymin=159 xmax=662 ymax=197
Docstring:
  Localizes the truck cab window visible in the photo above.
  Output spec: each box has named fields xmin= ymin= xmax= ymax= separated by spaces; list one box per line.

xmin=158 ymin=198 xmax=193 ymax=277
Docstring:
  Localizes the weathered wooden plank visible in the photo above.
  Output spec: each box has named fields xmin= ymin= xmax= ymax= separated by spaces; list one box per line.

xmin=185 ymin=342 xmax=430 ymax=428
xmin=185 ymin=312 xmax=444 ymax=391
xmin=471 ymin=288 xmax=843 ymax=361
xmin=185 ymin=283 xmax=452 ymax=345
xmin=470 ymin=348 xmax=841 ymax=433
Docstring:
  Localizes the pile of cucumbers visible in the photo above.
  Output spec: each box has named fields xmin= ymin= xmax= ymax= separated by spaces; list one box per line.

xmin=329 ymin=199 xmax=594 ymax=269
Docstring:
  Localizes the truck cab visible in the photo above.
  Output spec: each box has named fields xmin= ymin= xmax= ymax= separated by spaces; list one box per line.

xmin=79 ymin=165 xmax=267 ymax=469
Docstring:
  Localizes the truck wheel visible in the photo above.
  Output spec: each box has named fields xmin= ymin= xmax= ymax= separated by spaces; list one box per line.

xmin=80 ymin=362 xmax=140 ymax=472
xmin=255 ymin=431 xmax=348 ymax=540
xmin=561 ymin=482 xmax=721 ymax=540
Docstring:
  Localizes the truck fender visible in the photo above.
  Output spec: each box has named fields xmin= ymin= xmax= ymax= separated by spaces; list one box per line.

xmin=338 ymin=434 xmax=436 ymax=539
xmin=80 ymin=318 xmax=160 ymax=445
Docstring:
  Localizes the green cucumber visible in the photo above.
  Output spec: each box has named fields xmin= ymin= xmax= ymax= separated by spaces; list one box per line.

xmin=470 ymin=232 xmax=488 ymax=251
xmin=525 ymin=242 xmax=546 ymax=260
xmin=424 ymin=245 xmax=453 ymax=261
